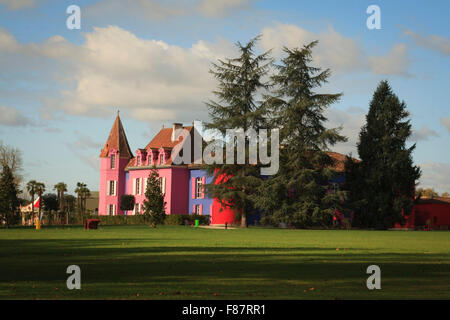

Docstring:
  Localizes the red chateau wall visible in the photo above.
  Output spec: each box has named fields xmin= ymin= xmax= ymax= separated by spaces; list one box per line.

xmin=210 ymin=170 xmax=240 ymax=225
xmin=211 ymin=199 xmax=238 ymax=225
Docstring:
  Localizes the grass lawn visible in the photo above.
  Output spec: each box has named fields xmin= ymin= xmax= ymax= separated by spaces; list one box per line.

xmin=0 ymin=225 xmax=449 ymax=299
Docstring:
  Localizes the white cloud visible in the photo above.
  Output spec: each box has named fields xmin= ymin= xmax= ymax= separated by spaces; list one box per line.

xmin=85 ymin=0 xmax=254 ymax=21
xmin=368 ymin=44 xmax=410 ymax=76
xmin=260 ymin=23 xmax=410 ymax=76
xmin=196 ymin=0 xmax=253 ymax=18
xmin=74 ymin=131 xmax=102 ymax=150
xmin=324 ymin=106 xmax=366 ymax=156
xmin=404 ymin=29 xmax=450 ymax=56
xmin=410 ymin=126 xmax=439 ymax=141
xmin=0 ymin=23 xmax=413 ymax=125
xmin=85 ymin=0 xmax=188 ymax=21
xmin=418 ymin=162 xmax=450 ymax=193
xmin=0 ymin=106 xmax=31 ymax=126
xmin=0 ymin=0 xmax=34 ymax=10
xmin=17 ymin=26 xmax=237 ymax=122
xmin=0 ymin=27 xmax=20 ymax=52
xmin=440 ymin=117 xmax=450 ymax=133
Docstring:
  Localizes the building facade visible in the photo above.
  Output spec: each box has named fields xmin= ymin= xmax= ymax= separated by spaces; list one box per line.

xmin=99 ymin=114 xmax=216 ymax=219
xmin=99 ymin=113 xmax=355 ymax=225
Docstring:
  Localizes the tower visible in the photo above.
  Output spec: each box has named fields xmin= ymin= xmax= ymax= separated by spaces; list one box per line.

xmin=99 ymin=112 xmax=133 ymax=215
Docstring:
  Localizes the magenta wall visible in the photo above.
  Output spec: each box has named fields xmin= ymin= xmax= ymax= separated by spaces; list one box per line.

xmin=126 ymin=167 xmax=188 ymax=215
xmin=99 ymin=154 xmax=128 ymax=215
xmin=169 ymin=167 xmax=189 ymax=214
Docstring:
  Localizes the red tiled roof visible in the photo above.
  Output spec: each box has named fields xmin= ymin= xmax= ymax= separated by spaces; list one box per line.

xmin=418 ymin=197 xmax=450 ymax=204
xmin=145 ymin=126 xmax=193 ymax=149
xmin=100 ymin=113 xmax=133 ymax=158
xmin=125 ymin=125 xmax=197 ymax=169
xmin=123 ymin=123 xmax=354 ymax=173
xmin=326 ymin=151 xmax=358 ymax=172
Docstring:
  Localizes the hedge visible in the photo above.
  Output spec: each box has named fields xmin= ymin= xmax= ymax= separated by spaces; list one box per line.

xmin=164 ymin=214 xmax=210 ymax=226
xmin=83 ymin=214 xmax=210 ymax=226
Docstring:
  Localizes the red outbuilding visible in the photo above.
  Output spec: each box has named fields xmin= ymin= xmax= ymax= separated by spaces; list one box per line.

xmin=395 ymin=197 xmax=450 ymax=230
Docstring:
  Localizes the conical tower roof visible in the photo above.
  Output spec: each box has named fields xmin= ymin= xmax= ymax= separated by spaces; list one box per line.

xmin=99 ymin=111 xmax=133 ymax=159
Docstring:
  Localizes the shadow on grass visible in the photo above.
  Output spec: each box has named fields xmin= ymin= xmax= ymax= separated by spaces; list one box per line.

xmin=0 ymin=232 xmax=449 ymax=299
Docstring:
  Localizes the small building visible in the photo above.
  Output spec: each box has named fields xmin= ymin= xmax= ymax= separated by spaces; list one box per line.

xmin=85 ymin=191 xmax=99 ymax=214
xmin=396 ymin=197 xmax=450 ymax=230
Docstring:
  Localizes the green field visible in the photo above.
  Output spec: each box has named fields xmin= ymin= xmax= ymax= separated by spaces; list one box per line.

xmin=0 ymin=225 xmax=449 ymax=299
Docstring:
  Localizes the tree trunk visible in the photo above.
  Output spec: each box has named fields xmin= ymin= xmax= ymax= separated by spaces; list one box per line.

xmin=61 ymin=191 xmax=65 ymax=211
xmin=241 ymin=208 xmax=247 ymax=228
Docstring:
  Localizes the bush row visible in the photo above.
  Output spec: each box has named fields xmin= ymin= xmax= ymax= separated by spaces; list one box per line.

xmin=83 ymin=214 xmax=210 ymax=226
xmin=164 ymin=214 xmax=210 ymax=225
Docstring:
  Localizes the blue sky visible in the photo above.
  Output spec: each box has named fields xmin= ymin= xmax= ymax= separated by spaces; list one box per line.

xmin=0 ymin=0 xmax=449 ymax=195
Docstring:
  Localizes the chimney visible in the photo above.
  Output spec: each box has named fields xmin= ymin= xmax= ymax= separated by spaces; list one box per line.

xmin=171 ymin=123 xmax=183 ymax=141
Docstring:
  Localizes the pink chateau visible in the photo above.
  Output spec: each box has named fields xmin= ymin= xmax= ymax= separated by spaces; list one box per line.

xmin=98 ymin=113 xmax=357 ymax=226
xmin=98 ymin=113 xmax=235 ymax=223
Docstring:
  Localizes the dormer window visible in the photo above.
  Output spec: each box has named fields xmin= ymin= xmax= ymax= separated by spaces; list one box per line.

xmin=110 ymin=154 xmax=116 ymax=169
xmin=136 ymin=156 xmax=141 ymax=166
xmin=159 ymin=153 xmax=164 ymax=165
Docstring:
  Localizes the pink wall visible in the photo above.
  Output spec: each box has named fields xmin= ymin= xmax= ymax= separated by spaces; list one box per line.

xmin=126 ymin=167 xmax=189 ymax=215
xmin=99 ymin=151 xmax=129 ymax=215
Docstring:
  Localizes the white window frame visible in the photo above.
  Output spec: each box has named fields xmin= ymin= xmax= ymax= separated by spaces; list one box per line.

xmin=158 ymin=177 xmax=166 ymax=195
xmin=134 ymin=203 xmax=141 ymax=215
xmin=107 ymin=180 xmax=116 ymax=196
xmin=135 ymin=178 xmax=141 ymax=195
xmin=110 ymin=154 xmax=115 ymax=169
xmin=109 ymin=204 xmax=116 ymax=216
xmin=196 ymin=177 xmax=202 ymax=199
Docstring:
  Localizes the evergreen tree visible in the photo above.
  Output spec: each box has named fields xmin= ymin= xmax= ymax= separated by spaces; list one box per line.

xmin=143 ymin=167 xmax=166 ymax=227
xmin=345 ymin=80 xmax=421 ymax=229
xmin=120 ymin=194 xmax=135 ymax=211
xmin=204 ymin=36 xmax=272 ymax=227
xmin=255 ymin=42 xmax=347 ymax=228
xmin=0 ymin=164 xmax=20 ymax=227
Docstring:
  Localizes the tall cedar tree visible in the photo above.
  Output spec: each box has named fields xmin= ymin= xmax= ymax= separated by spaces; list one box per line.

xmin=143 ymin=167 xmax=166 ymax=227
xmin=204 ymin=36 xmax=272 ymax=227
xmin=0 ymin=165 xmax=20 ymax=227
xmin=254 ymin=42 xmax=347 ymax=228
xmin=344 ymin=80 xmax=421 ymax=229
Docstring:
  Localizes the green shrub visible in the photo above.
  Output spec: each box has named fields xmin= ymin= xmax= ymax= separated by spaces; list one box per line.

xmin=164 ymin=214 xmax=210 ymax=226
xmin=120 ymin=195 xmax=135 ymax=211
xmin=82 ymin=214 xmax=210 ymax=226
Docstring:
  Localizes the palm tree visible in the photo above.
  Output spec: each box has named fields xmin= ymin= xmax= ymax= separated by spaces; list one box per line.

xmin=75 ymin=182 xmax=85 ymax=213
xmin=34 ymin=182 xmax=45 ymax=222
xmin=83 ymin=188 xmax=91 ymax=215
xmin=54 ymin=182 xmax=67 ymax=211
xmin=75 ymin=182 xmax=90 ymax=223
xmin=26 ymin=180 xmax=38 ymax=223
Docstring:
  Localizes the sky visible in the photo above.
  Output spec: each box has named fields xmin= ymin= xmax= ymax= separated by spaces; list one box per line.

xmin=0 ymin=0 xmax=449 ymax=196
